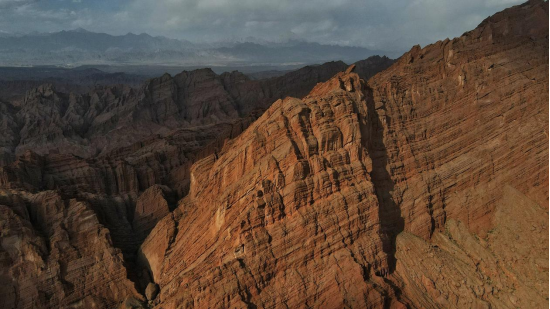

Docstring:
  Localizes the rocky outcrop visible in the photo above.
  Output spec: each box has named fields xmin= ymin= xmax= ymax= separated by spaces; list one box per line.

xmin=0 ymin=189 xmax=143 ymax=308
xmin=354 ymin=56 xmax=395 ymax=81
xmin=132 ymin=185 xmax=175 ymax=240
xmin=138 ymin=67 xmax=403 ymax=308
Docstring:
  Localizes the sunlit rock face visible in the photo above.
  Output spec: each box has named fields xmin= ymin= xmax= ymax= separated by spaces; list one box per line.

xmin=365 ymin=0 xmax=549 ymax=307
xmin=139 ymin=66 xmax=404 ymax=308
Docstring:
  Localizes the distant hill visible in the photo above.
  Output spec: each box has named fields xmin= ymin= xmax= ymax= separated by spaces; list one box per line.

xmin=0 ymin=66 xmax=147 ymax=101
xmin=0 ymin=28 xmax=191 ymax=52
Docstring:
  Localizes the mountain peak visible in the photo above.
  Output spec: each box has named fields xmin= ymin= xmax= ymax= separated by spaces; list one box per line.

xmin=68 ymin=27 xmax=91 ymax=33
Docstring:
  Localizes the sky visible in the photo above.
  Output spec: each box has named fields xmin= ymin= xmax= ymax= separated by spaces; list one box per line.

xmin=0 ymin=0 xmax=525 ymax=52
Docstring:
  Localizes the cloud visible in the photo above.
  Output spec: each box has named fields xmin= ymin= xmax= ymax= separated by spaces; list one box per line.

xmin=115 ymin=0 xmax=524 ymax=51
xmin=0 ymin=0 xmax=526 ymax=52
xmin=0 ymin=0 xmax=38 ymax=9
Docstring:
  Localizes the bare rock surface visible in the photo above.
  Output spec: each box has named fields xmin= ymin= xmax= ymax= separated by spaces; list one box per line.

xmin=393 ymin=185 xmax=549 ymax=308
xmin=0 ymin=189 xmax=143 ymax=308
xmin=366 ymin=0 xmax=548 ymax=243
xmin=369 ymin=0 xmax=549 ymax=307
xmin=139 ymin=69 xmax=400 ymax=308
xmin=0 ymin=58 xmax=396 ymax=307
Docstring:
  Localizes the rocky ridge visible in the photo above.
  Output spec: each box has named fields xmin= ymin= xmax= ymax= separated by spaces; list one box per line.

xmin=138 ymin=65 xmax=404 ymax=308
xmin=0 ymin=60 xmax=359 ymax=162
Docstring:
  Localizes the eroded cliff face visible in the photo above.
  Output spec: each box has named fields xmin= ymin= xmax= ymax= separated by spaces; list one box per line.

xmin=368 ymin=0 xmax=548 ymax=240
xmin=139 ymin=67 xmax=403 ymax=308
xmin=367 ymin=0 xmax=549 ymax=306
xmin=0 ymin=190 xmax=143 ymax=308
xmin=137 ymin=1 xmax=548 ymax=308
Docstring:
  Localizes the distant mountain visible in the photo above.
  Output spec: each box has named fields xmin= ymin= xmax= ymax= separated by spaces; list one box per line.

xmin=0 ymin=66 xmax=147 ymax=101
xmin=0 ymin=29 xmax=392 ymax=67
xmin=0 ymin=28 xmax=191 ymax=52
xmin=214 ymin=40 xmax=388 ymax=64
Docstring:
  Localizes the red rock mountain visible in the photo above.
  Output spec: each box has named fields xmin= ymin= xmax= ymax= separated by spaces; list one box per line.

xmin=0 ymin=55 xmax=394 ymax=308
xmin=0 ymin=1 xmax=548 ymax=308
xmin=0 ymin=60 xmax=356 ymax=162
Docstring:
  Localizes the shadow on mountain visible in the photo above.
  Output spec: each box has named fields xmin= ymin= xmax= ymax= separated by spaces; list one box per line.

xmin=364 ymin=84 xmax=405 ymax=275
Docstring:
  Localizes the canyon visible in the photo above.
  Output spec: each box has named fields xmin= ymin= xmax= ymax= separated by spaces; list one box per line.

xmin=0 ymin=1 xmax=548 ymax=308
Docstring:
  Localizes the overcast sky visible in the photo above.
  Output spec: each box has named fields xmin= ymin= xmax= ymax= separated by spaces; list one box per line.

xmin=0 ymin=0 xmax=524 ymax=52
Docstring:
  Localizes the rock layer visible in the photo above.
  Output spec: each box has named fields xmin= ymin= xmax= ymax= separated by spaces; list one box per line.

xmin=0 ymin=190 xmax=143 ymax=309
xmin=367 ymin=0 xmax=549 ymax=241
xmin=140 ymin=67 xmax=400 ymax=308
xmin=367 ymin=1 xmax=549 ymax=306
xmin=0 ymin=57 xmax=395 ymax=307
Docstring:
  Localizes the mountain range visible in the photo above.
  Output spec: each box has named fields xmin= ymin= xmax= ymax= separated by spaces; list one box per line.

xmin=0 ymin=28 xmax=391 ymax=67
xmin=0 ymin=57 xmax=395 ymax=163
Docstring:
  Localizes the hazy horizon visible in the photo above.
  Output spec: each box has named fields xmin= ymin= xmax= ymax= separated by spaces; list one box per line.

xmin=0 ymin=27 xmax=392 ymax=50
xmin=0 ymin=0 xmax=524 ymax=52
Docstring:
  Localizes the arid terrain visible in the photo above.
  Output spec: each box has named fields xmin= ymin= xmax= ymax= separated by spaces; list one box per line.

xmin=0 ymin=1 xmax=548 ymax=308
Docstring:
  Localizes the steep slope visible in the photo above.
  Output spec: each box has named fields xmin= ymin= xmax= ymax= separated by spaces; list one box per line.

xmin=137 ymin=1 xmax=548 ymax=308
xmin=139 ymin=66 xmax=402 ymax=308
xmin=366 ymin=0 xmax=549 ymax=307
xmin=0 ymin=1 xmax=547 ymax=307
xmin=0 ymin=190 xmax=143 ymax=308
xmin=367 ymin=0 xmax=548 ymax=239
